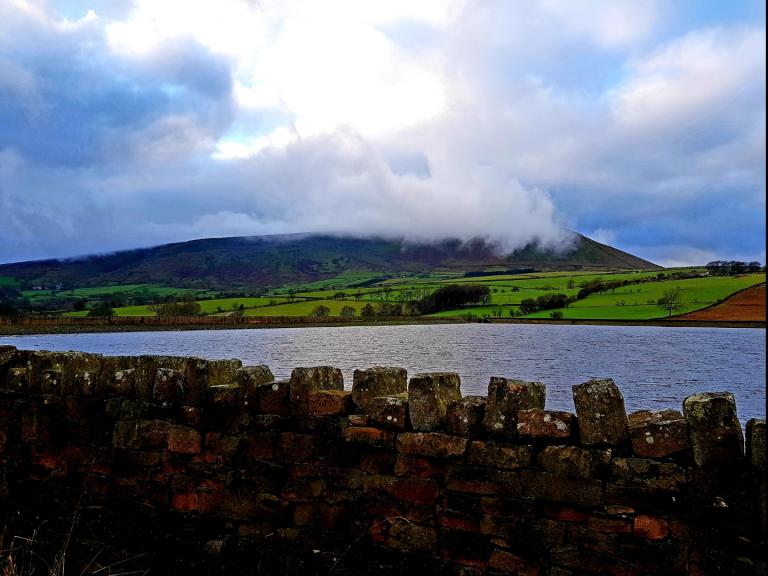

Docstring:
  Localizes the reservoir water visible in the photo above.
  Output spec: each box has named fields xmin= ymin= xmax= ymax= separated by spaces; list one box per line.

xmin=1 ymin=324 xmax=764 ymax=422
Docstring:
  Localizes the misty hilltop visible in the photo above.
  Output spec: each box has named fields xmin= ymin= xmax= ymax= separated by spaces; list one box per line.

xmin=0 ymin=233 xmax=659 ymax=290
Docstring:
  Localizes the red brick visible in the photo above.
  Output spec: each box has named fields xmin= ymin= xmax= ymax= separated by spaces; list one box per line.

xmin=32 ymin=451 xmax=63 ymax=470
xmin=373 ymin=476 xmax=440 ymax=505
xmin=307 ymin=390 xmax=351 ymax=416
xmin=394 ymin=455 xmax=445 ymax=478
xmin=633 ymin=515 xmax=668 ymax=540
xmin=343 ymin=426 xmax=396 ymax=449
xmin=542 ymin=505 xmax=589 ymax=523
xmin=172 ymin=491 xmax=198 ymax=512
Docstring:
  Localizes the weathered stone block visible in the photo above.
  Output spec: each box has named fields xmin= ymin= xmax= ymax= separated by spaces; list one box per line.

xmin=367 ymin=396 xmax=408 ymax=430
xmin=204 ymin=432 xmax=241 ymax=458
xmin=348 ymin=414 xmax=369 ymax=426
xmin=275 ymin=432 xmax=324 ymax=463
xmin=370 ymin=476 xmax=440 ymax=505
xmin=446 ymin=465 xmax=522 ymax=496
xmin=352 ymin=367 xmax=407 ymax=412
xmin=307 ymin=390 xmax=351 ymax=416
xmin=167 ymin=425 xmax=202 ymax=454
xmin=587 ymin=513 xmax=632 ymax=534
xmin=257 ymin=380 xmax=290 ymax=415
xmin=72 ymin=370 xmax=97 ymax=397
xmin=0 ymin=345 xmax=15 ymax=366
xmin=517 ymin=409 xmax=574 ymax=440
xmin=483 ymin=377 xmax=545 ymax=439
xmin=207 ymin=384 xmax=241 ymax=408
xmin=113 ymin=419 xmax=170 ymax=450
xmin=446 ymin=395 xmax=486 ymax=437
xmin=397 ymin=432 xmax=468 ymax=458
xmin=102 ymin=368 xmax=136 ymax=398
xmin=468 ymin=441 xmax=532 ymax=469
xmin=572 ymin=378 xmax=629 ymax=446
xmin=40 ymin=369 xmax=63 ymax=395
xmin=289 ymin=366 xmax=343 ymax=415
xmin=152 ymin=368 xmax=185 ymax=405
xmin=36 ymin=351 xmax=102 ymax=396
xmin=138 ymin=356 xmax=188 ymax=401
xmin=408 ymin=372 xmax=461 ymax=431
xmin=683 ymin=392 xmax=744 ymax=467
xmin=377 ymin=518 xmax=438 ymax=553
xmin=537 ymin=445 xmax=611 ymax=478
xmin=628 ymin=410 xmax=688 ymax=459
xmin=184 ymin=358 xmax=242 ymax=406
xmin=520 ymin=470 xmax=604 ymax=507
xmin=236 ymin=365 xmax=274 ymax=408
xmin=746 ymin=418 xmax=766 ymax=471
xmin=0 ymin=345 xmax=18 ymax=388
xmin=609 ymin=458 xmax=687 ymax=497
xmin=240 ymin=431 xmax=275 ymax=460
xmin=7 ymin=366 xmax=29 ymax=393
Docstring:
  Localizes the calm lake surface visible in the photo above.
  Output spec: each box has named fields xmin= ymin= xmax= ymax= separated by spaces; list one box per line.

xmin=1 ymin=324 xmax=765 ymax=422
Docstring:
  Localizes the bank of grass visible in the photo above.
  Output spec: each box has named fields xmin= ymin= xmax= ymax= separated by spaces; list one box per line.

xmin=63 ymin=296 xmax=296 ymax=318
xmin=240 ymin=299 xmax=364 ymax=317
xmin=523 ymin=274 xmax=765 ymax=320
xmin=425 ymin=273 xmax=765 ymax=320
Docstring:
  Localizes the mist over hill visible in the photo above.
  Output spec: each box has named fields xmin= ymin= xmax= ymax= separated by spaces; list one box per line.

xmin=0 ymin=233 xmax=659 ymax=290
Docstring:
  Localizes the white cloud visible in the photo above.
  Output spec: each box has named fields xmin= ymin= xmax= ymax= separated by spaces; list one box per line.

xmin=611 ymin=27 xmax=766 ymax=130
xmin=537 ymin=0 xmax=658 ymax=48
xmin=0 ymin=0 xmax=764 ymax=265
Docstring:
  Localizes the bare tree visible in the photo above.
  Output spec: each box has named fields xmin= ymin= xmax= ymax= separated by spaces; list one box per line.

xmin=657 ymin=287 xmax=684 ymax=317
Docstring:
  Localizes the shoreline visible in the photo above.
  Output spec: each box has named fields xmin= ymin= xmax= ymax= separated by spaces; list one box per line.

xmin=0 ymin=316 xmax=764 ymax=335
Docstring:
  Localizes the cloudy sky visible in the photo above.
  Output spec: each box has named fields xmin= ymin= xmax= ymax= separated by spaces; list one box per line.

xmin=0 ymin=0 xmax=764 ymax=265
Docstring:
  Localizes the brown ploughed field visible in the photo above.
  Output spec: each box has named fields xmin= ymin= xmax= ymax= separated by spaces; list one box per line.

xmin=678 ymin=284 xmax=766 ymax=321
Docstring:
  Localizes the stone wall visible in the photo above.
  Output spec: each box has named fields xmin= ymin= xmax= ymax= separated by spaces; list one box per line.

xmin=0 ymin=345 xmax=765 ymax=575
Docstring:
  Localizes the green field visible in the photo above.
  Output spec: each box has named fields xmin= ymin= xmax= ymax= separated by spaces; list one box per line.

xmin=0 ymin=276 xmax=19 ymax=287
xmin=241 ymin=299 xmax=363 ymax=317
xmin=14 ymin=267 xmax=766 ymax=322
xmin=58 ymin=284 xmax=216 ymax=298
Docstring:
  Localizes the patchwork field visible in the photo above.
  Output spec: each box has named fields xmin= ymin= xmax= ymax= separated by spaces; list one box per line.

xmin=8 ymin=267 xmax=766 ymax=323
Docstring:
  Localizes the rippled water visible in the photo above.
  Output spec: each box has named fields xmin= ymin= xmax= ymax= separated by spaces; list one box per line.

xmin=1 ymin=324 xmax=765 ymax=422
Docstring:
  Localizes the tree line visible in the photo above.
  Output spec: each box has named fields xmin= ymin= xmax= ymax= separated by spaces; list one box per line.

xmin=705 ymin=261 xmax=762 ymax=276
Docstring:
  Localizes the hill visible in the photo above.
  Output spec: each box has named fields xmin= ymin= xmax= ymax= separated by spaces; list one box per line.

xmin=0 ymin=233 xmax=659 ymax=290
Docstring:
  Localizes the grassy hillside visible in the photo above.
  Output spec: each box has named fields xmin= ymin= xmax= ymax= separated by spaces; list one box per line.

xmin=0 ymin=232 xmax=659 ymax=291
xmin=54 ymin=268 xmax=765 ymax=322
